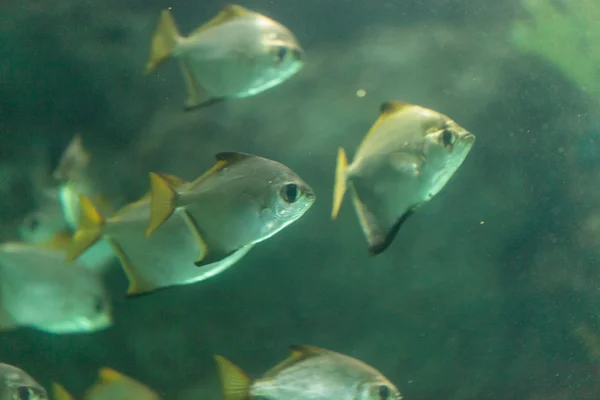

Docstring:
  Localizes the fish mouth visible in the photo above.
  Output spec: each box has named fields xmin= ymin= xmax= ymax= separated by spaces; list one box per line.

xmin=461 ymin=132 xmax=475 ymax=144
xmin=291 ymin=47 xmax=304 ymax=61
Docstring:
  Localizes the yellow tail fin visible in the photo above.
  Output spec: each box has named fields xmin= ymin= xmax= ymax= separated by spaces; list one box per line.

xmin=215 ymin=355 xmax=252 ymax=400
xmin=66 ymin=195 xmax=105 ymax=263
xmin=52 ymin=383 xmax=74 ymax=400
xmin=145 ymin=9 xmax=182 ymax=74
xmin=332 ymin=147 xmax=349 ymax=219
xmin=146 ymin=172 xmax=177 ymax=236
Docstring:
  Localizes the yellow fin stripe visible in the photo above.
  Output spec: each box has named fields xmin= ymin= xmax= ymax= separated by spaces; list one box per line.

xmin=331 ymin=147 xmax=348 ymax=219
xmin=146 ymin=172 xmax=178 ymax=236
xmin=215 ymin=355 xmax=252 ymax=400
xmin=52 ymin=383 xmax=75 ymax=400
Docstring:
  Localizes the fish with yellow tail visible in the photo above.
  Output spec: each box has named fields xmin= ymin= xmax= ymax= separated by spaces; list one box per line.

xmin=145 ymin=152 xmax=315 ymax=267
xmin=53 ymin=368 xmax=160 ymax=400
xmin=332 ymin=100 xmax=475 ymax=255
xmin=215 ymin=345 xmax=403 ymax=400
xmin=65 ymin=186 xmax=251 ymax=297
xmin=0 ymin=241 xmax=112 ymax=334
xmin=0 ymin=363 xmax=48 ymax=400
xmin=145 ymin=4 xmax=304 ymax=110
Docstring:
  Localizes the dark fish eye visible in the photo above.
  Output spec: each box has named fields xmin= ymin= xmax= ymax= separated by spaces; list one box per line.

xmin=17 ymin=386 xmax=31 ymax=400
xmin=94 ymin=297 xmax=104 ymax=313
xmin=275 ymin=46 xmax=287 ymax=62
xmin=27 ymin=215 xmax=40 ymax=231
xmin=442 ymin=129 xmax=454 ymax=147
xmin=378 ymin=385 xmax=390 ymax=400
xmin=281 ymin=183 xmax=299 ymax=203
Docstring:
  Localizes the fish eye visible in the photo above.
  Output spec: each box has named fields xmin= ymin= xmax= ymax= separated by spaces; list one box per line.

xmin=442 ymin=129 xmax=454 ymax=147
xmin=26 ymin=215 xmax=40 ymax=231
xmin=275 ymin=46 xmax=287 ymax=63
xmin=17 ymin=386 xmax=32 ymax=400
xmin=93 ymin=297 xmax=105 ymax=313
xmin=281 ymin=183 xmax=299 ymax=203
xmin=378 ymin=385 xmax=390 ymax=400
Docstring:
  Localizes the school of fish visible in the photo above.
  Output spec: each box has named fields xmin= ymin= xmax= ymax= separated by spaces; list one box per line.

xmin=0 ymin=4 xmax=476 ymax=399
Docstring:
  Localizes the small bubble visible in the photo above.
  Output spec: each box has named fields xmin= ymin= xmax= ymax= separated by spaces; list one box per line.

xmin=480 ymin=220 xmax=485 ymax=225
xmin=356 ymin=89 xmax=366 ymax=98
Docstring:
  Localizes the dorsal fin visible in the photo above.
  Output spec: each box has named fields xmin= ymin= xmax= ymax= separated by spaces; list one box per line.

xmin=216 ymin=152 xmax=256 ymax=164
xmin=263 ymin=345 xmax=328 ymax=378
xmin=98 ymin=367 xmax=125 ymax=384
xmin=191 ymin=4 xmax=253 ymax=36
xmin=155 ymin=173 xmax=188 ymax=189
xmin=380 ymin=100 xmax=411 ymax=116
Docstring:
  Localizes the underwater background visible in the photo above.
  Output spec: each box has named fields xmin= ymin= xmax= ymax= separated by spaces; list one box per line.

xmin=2 ymin=0 xmax=600 ymax=398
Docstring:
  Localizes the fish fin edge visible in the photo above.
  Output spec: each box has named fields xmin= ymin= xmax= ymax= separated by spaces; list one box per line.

xmin=332 ymin=147 xmax=348 ymax=219
xmin=214 ymin=355 xmax=252 ymax=400
xmin=66 ymin=195 xmax=105 ymax=263
xmin=146 ymin=172 xmax=177 ymax=236
xmin=145 ymin=9 xmax=182 ymax=73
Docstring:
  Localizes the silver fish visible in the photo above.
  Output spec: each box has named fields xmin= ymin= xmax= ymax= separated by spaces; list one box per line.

xmin=332 ymin=100 xmax=475 ymax=255
xmin=215 ymin=345 xmax=402 ymax=400
xmin=65 ymin=186 xmax=252 ymax=297
xmin=145 ymin=152 xmax=315 ymax=267
xmin=0 ymin=363 xmax=48 ymax=400
xmin=0 ymin=242 xmax=112 ymax=334
xmin=145 ymin=4 xmax=304 ymax=110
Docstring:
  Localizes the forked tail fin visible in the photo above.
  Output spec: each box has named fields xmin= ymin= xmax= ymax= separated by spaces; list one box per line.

xmin=145 ymin=9 xmax=182 ymax=74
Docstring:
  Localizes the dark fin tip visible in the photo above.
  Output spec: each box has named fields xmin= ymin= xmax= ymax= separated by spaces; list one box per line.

xmin=380 ymin=100 xmax=410 ymax=114
xmin=124 ymin=285 xmax=174 ymax=300
xmin=215 ymin=152 xmax=256 ymax=163
xmin=183 ymin=97 xmax=226 ymax=112
xmin=368 ymin=207 xmax=418 ymax=256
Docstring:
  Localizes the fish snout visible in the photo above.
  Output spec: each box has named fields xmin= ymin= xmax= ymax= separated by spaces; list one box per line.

xmin=461 ymin=132 xmax=476 ymax=144
xmin=291 ymin=46 xmax=304 ymax=61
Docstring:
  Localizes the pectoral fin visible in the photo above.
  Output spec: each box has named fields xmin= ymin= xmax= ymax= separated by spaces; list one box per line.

xmin=389 ymin=152 xmax=424 ymax=177
xmin=349 ymin=184 xmax=420 ymax=255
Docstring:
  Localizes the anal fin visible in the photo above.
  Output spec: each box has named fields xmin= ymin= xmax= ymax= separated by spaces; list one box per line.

xmin=178 ymin=58 xmax=223 ymax=110
xmin=106 ymin=238 xmax=152 ymax=296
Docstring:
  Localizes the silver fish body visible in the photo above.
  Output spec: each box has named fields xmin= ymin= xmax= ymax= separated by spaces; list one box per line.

xmin=0 ymin=243 xmax=112 ymax=334
xmin=146 ymin=152 xmax=315 ymax=267
xmin=0 ymin=363 xmax=48 ymax=400
xmin=216 ymin=345 xmax=402 ymax=400
xmin=333 ymin=100 xmax=475 ymax=255
xmin=101 ymin=196 xmax=252 ymax=296
xmin=146 ymin=5 xmax=304 ymax=109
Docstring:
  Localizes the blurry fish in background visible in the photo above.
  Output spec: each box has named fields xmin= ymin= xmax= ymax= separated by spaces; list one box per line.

xmin=53 ymin=368 xmax=160 ymax=400
xmin=0 ymin=242 xmax=112 ymax=334
xmin=332 ymin=100 xmax=475 ymax=255
xmin=145 ymin=4 xmax=304 ymax=110
xmin=0 ymin=362 xmax=48 ymax=400
xmin=65 ymin=189 xmax=252 ymax=297
xmin=215 ymin=345 xmax=403 ymax=400
xmin=145 ymin=152 xmax=315 ymax=267
xmin=17 ymin=135 xmax=116 ymax=274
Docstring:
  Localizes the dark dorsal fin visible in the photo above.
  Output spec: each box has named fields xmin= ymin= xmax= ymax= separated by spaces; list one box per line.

xmin=380 ymin=100 xmax=411 ymax=116
xmin=215 ymin=152 xmax=256 ymax=164
xmin=262 ymin=345 xmax=329 ymax=378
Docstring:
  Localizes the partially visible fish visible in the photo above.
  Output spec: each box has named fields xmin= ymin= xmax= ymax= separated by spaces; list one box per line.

xmin=145 ymin=152 xmax=315 ymax=267
xmin=52 ymin=135 xmax=114 ymax=231
xmin=145 ymin=4 xmax=304 ymax=110
xmin=0 ymin=363 xmax=48 ymax=400
xmin=53 ymin=368 xmax=160 ymax=400
xmin=332 ymin=100 xmax=475 ymax=255
xmin=0 ymin=242 xmax=112 ymax=334
xmin=215 ymin=345 xmax=402 ymax=400
xmin=17 ymin=135 xmax=116 ymax=274
xmin=65 ymin=183 xmax=253 ymax=297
